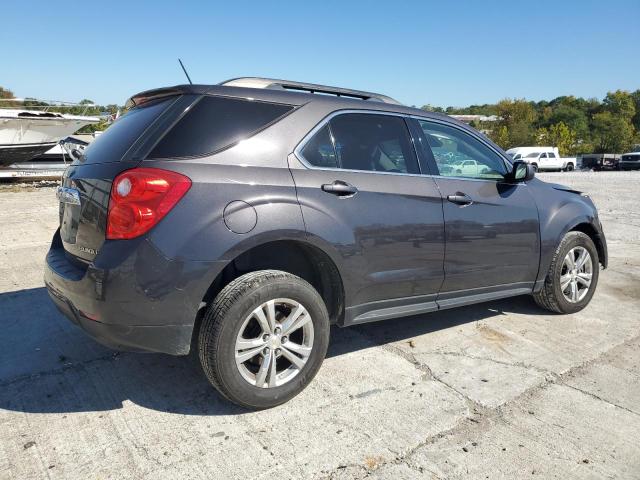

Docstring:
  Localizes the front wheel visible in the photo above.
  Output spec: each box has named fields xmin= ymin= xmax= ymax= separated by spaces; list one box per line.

xmin=198 ymin=270 xmax=330 ymax=409
xmin=534 ymin=232 xmax=599 ymax=313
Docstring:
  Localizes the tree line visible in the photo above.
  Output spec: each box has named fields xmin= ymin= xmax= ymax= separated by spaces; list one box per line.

xmin=423 ymin=90 xmax=640 ymax=155
xmin=3 ymin=85 xmax=640 ymax=153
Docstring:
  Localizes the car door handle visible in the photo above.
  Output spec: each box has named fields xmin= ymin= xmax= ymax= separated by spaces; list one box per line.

xmin=447 ymin=193 xmax=473 ymax=206
xmin=321 ymin=181 xmax=358 ymax=197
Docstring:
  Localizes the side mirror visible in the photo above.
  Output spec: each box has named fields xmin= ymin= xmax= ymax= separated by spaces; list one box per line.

xmin=509 ymin=160 xmax=535 ymax=182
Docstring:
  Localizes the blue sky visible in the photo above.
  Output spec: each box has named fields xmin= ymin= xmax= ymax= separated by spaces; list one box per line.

xmin=2 ymin=0 xmax=639 ymax=107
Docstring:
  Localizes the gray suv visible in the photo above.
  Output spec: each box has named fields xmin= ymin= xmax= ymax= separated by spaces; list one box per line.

xmin=45 ymin=78 xmax=607 ymax=408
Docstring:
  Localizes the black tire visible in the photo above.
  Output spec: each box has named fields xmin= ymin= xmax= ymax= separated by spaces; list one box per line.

xmin=533 ymin=231 xmax=599 ymax=314
xmin=531 ymin=163 xmax=538 ymax=172
xmin=566 ymin=163 xmax=574 ymax=172
xmin=198 ymin=270 xmax=330 ymax=409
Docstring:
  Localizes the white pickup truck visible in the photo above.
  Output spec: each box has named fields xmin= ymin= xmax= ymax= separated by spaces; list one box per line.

xmin=505 ymin=147 xmax=576 ymax=171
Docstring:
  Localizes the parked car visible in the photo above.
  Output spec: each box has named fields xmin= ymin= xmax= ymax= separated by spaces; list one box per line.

xmin=505 ymin=147 xmax=576 ymax=171
xmin=619 ymin=152 xmax=640 ymax=170
xmin=580 ymin=153 xmax=621 ymax=171
xmin=45 ymin=78 xmax=608 ymax=409
xmin=450 ymin=159 xmax=490 ymax=176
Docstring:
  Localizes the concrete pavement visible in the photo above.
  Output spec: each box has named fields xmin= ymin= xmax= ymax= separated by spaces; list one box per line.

xmin=1 ymin=172 xmax=639 ymax=479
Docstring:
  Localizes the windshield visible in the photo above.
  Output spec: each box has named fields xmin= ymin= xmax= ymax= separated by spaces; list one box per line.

xmin=525 ymin=152 xmax=540 ymax=158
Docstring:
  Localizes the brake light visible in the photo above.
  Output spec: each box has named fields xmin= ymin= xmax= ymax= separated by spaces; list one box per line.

xmin=106 ymin=167 xmax=191 ymax=239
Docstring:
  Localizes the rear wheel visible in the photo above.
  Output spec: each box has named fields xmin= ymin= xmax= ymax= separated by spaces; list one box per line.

xmin=534 ymin=232 xmax=599 ymax=313
xmin=566 ymin=163 xmax=575 ymax=172
xmin=198 ymin=270 xmax=330 ymax=409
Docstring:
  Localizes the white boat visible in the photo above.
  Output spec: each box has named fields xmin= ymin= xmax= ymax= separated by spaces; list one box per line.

xmin=0 ymin=104 xmax=100 ymax=166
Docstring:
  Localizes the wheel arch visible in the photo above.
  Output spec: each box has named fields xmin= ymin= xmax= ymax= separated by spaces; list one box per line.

xmin=191 ymin=238 xmax=346 ymax=350
xmin=536 ymin=194 xmax=607 ymax=287
xmin=568 ymin=222 xmax=607 ymax=269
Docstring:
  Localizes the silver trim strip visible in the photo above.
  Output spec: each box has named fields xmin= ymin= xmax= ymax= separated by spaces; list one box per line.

xmin=292 ymin=109 xmax=518 ymax=185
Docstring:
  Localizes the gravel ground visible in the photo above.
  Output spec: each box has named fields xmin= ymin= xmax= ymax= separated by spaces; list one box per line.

xmin=0 ymin=171 xmax=638 ymax=479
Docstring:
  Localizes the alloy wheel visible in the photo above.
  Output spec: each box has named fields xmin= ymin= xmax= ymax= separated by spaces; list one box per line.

xmin=560 ymin=246 xmax=593 ymax=303
xmin=234 ymin=298 xmax=314 ymax=388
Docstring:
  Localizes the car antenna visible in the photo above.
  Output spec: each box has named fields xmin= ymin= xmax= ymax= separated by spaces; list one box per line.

xmin=178 ymin=58 xmax=193 ymax=85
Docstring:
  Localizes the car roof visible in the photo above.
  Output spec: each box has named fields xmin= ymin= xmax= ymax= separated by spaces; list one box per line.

xmin=127 ymin=82 xmax=455 ymax=124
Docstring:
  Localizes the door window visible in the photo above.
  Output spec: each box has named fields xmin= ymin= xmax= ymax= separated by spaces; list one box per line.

xmin=327 ymin=113 xmax=419 ymax=174
xmin=417 ymin=120 xmax=508 ymax=180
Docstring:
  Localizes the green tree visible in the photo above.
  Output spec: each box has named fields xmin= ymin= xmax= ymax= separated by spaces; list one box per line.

xmin=0 ymin=86 xmax=15 ymax=99
xmin=602 ymin=90 xmax=635 ymax=120
xmin=630 ymin=90 xmax=640 ymax=131
xmin=491 ymin=125 xmax=510 ymax=149
xmin=492 ymin=99 xmax=537 ymax=148
xmin=537 ymin=122 xmax=577 ymax=156
xmin=420 ymin=104 xmax=445 ymax=113
xmin=545 ymin=104 xmax=589 ymax=140
xmin=591 ymin=111 xmax=635 ymax=153
xmin=0 ymin=86 xmax=20 ymax=107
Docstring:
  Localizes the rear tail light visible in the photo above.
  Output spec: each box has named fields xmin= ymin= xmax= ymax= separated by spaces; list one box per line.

xmin=106 ymin=167 xmax=191 ymax=240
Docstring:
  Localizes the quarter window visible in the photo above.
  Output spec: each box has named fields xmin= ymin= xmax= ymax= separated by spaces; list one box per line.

xmin=418 ymin=120 xmax=507 ymax=180
xmin=148 ymin=95 xmax=293 ymax=159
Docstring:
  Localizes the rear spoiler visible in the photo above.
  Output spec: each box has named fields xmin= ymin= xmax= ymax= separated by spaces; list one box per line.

xmin=124 ymin=85 xmax=210 ymax=109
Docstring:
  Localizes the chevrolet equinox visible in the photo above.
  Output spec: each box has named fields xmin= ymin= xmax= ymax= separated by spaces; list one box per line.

xmin=45 ymin=78 xmax=608 ymax=408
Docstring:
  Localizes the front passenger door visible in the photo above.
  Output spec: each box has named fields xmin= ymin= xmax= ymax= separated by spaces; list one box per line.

xmin=410 ymin=118 xmax=540 ymax=297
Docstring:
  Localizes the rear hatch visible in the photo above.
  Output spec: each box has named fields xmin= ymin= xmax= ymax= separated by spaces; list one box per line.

xmin=58 ymin=94 xmax=187 ymax=263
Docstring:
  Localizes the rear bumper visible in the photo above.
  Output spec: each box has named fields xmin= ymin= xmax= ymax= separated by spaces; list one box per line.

xmin=46 ymin=284 xmax=193 ymax=353
xmin=44 ymin=229 xmax=224 ymax=355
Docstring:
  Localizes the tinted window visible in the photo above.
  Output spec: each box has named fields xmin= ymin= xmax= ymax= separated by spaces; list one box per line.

xmin=82 ymin=97 xmax=174 ymax=164
xmin=329 ymin=114 xmax=419 ymax=174
xmin=547 ymin=152 xmax=556 ymax=158
xmin=300 ymin=125 xmax=338 ymax=168
xmin=418 ymin=120 xmax=507 ymax=180
xmin=149 ymin=96 xmax=293 ymax=159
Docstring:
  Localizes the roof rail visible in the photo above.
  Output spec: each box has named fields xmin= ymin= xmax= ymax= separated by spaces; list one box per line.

xmin=219 ymin=77 xmax=402 ymax=105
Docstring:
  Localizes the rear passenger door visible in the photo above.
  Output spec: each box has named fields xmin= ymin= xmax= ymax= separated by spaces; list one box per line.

xmin=289 ymin=112 xmax=445 ymax=322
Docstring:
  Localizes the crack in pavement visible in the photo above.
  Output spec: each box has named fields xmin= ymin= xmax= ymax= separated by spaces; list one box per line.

xmin=559 ymin=382 xmax=640 ymax=417
xmin=324 ymin=328 xmax=640 ymax=479
xmin=0 ymin=352 xmax=125 ymax=389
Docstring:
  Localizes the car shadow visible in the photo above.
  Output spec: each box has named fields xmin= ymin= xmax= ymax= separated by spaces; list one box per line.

xmin=0 ymin=287 xmax=543 ymax=416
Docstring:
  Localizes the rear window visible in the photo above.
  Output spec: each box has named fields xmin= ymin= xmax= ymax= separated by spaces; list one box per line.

xmin=81 ymin=97 xmax=174 ymax=164
xmin=148 ymin=95 xmax=294 ymax=159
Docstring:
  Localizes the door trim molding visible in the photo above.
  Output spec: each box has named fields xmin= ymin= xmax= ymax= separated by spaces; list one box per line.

xmin=342 ymin=283 xmax=534 ymax=327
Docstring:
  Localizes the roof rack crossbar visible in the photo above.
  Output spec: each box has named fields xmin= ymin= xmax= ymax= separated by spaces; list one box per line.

xmin=219 ymin=77 xmax=401 ymax=105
